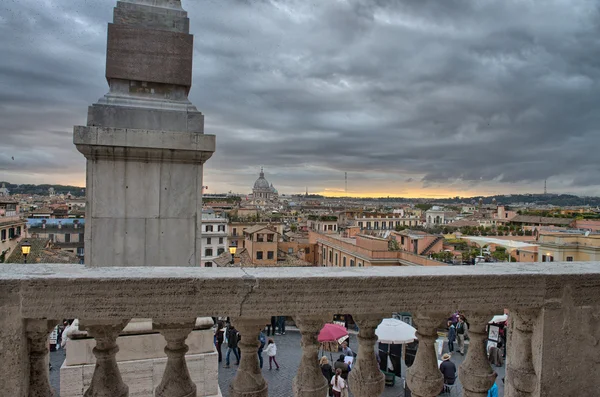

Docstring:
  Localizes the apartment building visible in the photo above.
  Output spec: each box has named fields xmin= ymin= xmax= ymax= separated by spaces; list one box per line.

xmin=0 ymin=200 xmax=27 ymax=261
xmin=201 ymin=212 xmax=228 ymax=267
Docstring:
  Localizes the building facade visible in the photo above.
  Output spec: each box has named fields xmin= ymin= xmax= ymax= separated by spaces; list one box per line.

xmin=251 ymin=168 xmax=278 ymax=205
xmin=0 ymin=201 xmax=27 ymax=262
xmin=201 ymin=212 xmax=228 ymax=267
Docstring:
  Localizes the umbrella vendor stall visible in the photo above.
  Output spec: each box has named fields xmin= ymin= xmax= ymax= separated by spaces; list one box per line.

xmin=318 ymin=323 xmax=349 ymax=361
xmin=376 ymin=318 xmax=417 ymax=382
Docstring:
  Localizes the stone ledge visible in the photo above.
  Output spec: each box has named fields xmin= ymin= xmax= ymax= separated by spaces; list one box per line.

xmin=74 ymin=126 xmax=215 ymax=162
xmin=3 ymin=262 xmax=600 ymax=319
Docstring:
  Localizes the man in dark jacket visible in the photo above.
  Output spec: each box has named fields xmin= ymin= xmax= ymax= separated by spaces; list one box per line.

xmin=224 ymin=326 xmax=240 ymax=368
xmin=334 ymin=354 xmax=350 ymax=379
xmin=439 ymin=353 xmax=457 ymax=385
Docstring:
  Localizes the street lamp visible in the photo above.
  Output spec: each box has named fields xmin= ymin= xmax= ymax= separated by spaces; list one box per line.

xmin=21 ymin=241 xmax=31 ymax=264
xmin=229 ymin=246 xmax=237 ymax=265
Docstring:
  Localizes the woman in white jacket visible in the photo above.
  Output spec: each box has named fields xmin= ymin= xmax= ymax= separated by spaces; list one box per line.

xmin=264 ymin=338 xmax=280 ymax=370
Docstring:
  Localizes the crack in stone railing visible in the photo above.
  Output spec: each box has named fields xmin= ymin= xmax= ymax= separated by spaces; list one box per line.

xmin=238 ymin=268 xmax=259 ymax=317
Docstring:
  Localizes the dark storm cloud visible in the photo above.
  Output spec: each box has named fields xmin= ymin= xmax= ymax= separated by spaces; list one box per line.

xmin=1 ymin=0 xmax=599 ymax=195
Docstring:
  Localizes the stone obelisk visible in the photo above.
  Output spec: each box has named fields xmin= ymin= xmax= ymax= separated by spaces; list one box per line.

xmin=63 ymin=2 xmax=220 ymax=396
xmin=74 ymin=0 xmax=215 ymax=267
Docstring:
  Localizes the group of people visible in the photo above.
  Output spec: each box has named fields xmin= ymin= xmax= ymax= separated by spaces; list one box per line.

xmin=320 ymin=355 xmax=351 ymax=397
xmin=446 ymin=312 xmax=470 ymax=355
xmin=215 ymin=320 xmax=280 ymax=370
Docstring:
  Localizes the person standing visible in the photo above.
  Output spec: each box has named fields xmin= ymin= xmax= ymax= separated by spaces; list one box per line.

xmin=341 ymin=341 xmax=353 ymax=357
xmin=258 ymin=330 xmax=266 ymax=369
xmin=456 ymin=316 xmax=469 ymax=355
xmin=334 ymin=354 xmax=349 ymax=379
xmin=265 ymin=338 xmax=280 ymax=370
xmin=224 ymin=326 xmax=240 ymax=368
xmin=439 ymin=353 xmax=457 ymax=386
xmin=320 ymin=356 xmax=334 ymax=396
xmin=277 ymin=316 xmax=286 ymax=335
xmin=447 ymin=320 xmax=456 ymax=353
xmin=215 ymin=321 xmax=225 ymax=363
xmin=330 ymin=368 xmax=347 ymax=397
xmin=269 ymin=316 xmax=277 ymax=336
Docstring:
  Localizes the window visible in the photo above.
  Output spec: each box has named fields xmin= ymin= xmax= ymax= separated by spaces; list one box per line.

xmin=257 ymin=234 xmax=264 ymax=242
xmin=267 ymin=234 xmax=274 ymax=242
xmin=207 ymin=237 xmax=212 ymax=245
xmin=77 ymin=247 xmax=84 ymax=256
xmin=343 ymin=257 xmax=346 ymax=267
xmin=8 ymin=228 xmax=15 ymax=239
xmin=218 ymin=225 xmax=225 ymax=232
xmin=16 ymin=226 xmax=21 ymax=235
xmin=217 ymin=248 xmax=225 ymax=255
xmin=329 ymin=250 xmax=333 ymax=263
xmin=567 ymin=256 xmax=574 ymax=262
xmin=205 ymin=262 xmax=213 ymax=268
xmin=335 ymin=253 xmax=338 ymax=266
xmin=219 ymin=237 xmax=224 ymax=244
xmin=382 ymin=222 xmax=386 ymax=229
xmin=205 ymin=248 xmax=213 ymax=256
xmin=350 ymin=259 xmax=355 ymax=267
xmin=79 ymin=233 xmax=84 ymax=242
xmin=1 ymin=229 xmax=5 ymax=240
xmin=233 ymin=228 xmax=237 ymax=236
xmin=358 ymin=222 xmax=363 ymax=228
xmin=305 ymin=247 xmax=310 ymax=254
xmin=288 ymin=248 xmax=293 ymax=254
xmin=267 ymin=251 xmax=274 ymax=259
xmin=49 ymin=233 xmax=54 ymax=242
xmin=65 ymin=234 xmax=71 ymax=243
xmin=257 ymin=251 xmax=263 ymax=260
xmin=206 ymin=225 xmax=213 ymax=232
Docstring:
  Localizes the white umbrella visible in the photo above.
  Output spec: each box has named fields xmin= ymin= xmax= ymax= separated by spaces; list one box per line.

xmin=376 ymin=318 xmax=417 ymax=344
xmin=490 ymin=314 xmax=508 ymax=324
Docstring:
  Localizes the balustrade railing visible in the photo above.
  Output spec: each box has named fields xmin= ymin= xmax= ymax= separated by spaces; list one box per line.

xmin=1 ymin=262 xmax=599 ymax=396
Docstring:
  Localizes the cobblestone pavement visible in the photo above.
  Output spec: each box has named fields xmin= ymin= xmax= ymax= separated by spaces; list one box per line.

xmin=49 ymin=330 xmax=505 ymax=397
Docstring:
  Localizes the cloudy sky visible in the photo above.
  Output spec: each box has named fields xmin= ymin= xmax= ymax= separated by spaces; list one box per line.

xmin=1 ymin=0 xmax=599 ymax=198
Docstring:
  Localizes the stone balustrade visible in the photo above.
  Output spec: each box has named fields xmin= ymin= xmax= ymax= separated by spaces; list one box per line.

xmin=2 ymin=262 xmax=600 ymax=396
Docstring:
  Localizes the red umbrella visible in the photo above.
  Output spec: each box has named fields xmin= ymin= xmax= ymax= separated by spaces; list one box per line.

xmin=318 ymin=323 xmax=348 ymax=343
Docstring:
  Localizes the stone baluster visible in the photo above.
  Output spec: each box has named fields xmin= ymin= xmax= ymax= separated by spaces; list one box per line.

xmin=458 ymin=312 xmax=497 ymax=397
xmin=153 ymin=320 xmax=197 ymax=397
xmin=80 ymin=320 xmax=130 ymax=397
xmin=26 ymin=319 xmax=59 ymax=397
xmin=348 ymin=314 xmax=386 ymax=397
xmin=293 ymin=315 xmax=330 ymax=397
xmin=406 ymin=312 xmax=444 ymax=397
xmin=229 ymin=317 xmax=268 ymax=397
xmin=505 ymin=309 xmax=538 ymax=397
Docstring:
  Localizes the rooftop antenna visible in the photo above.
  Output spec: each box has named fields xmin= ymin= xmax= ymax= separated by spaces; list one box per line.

xmin=544 ymin=179 xmax=547 ymax=195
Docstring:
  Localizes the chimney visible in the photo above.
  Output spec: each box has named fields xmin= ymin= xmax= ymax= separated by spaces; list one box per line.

xmin=42 ymin=220 xmax=46 ymax=229
xmin=58 ymin=221 xmax=62 ymax=230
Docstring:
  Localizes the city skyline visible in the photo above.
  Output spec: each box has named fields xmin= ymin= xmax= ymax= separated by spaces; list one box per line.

xmin=2 ymin=1 xmax=600 ymax=197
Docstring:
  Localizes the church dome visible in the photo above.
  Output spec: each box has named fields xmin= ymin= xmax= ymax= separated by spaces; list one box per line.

xmin=253 ymin=168 xmax=270 ymax=190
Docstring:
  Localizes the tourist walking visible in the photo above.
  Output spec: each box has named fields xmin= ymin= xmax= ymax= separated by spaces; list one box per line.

xmin=265 ymin=338 xmax=280 ymax=370
xmin=224 ymin=326 xmax=240 ymax=368
xmin=447 ymin=320 xmax=456 ymax=353
xmin=330 ymin=368 xmax=348 ymax=397
xmin=456 ymin=316 xmax=469 ymax=355
xmin=258 ymin=330 xmax=266 ymax=369
xmin=320 ymin=356 xmax=334 ymax=396
xmin=215 ymin=321 xmax=225 ymax=363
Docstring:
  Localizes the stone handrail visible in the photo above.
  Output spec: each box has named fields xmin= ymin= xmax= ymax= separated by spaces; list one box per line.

xmin=2 ymin=262 xmax=600 ymax=396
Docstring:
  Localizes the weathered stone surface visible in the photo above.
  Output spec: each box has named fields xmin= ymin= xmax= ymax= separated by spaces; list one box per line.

xmin=106 ymin=24 xmax=193 ymax=87
xmin=293 ymin=315 xmax=330 ymax=397
xmin=114 ymin=1 xmax=189 ymax=33
xmin=26 ymin=319 xmax=59 ymax=397
xmin=406 ymin=312 xmax=445 ymax=397
xmin=0 ymin=282 xmax=28 ymax=397
xmin=458 ymin=312 xmax=497 ymax=397
xmin=348 ymin=314 xmax=386 ymax=397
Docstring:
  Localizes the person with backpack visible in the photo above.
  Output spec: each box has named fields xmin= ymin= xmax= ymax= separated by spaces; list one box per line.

xmin=258 ymin=330 xmax=266 ymax=369
xmin=224 ymin=325 xmax=240 ymax=368
xmin=456 ymin=316 xmax=469 ymax=355
xmin=264 ymin=338 xmax=280 ymax=370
